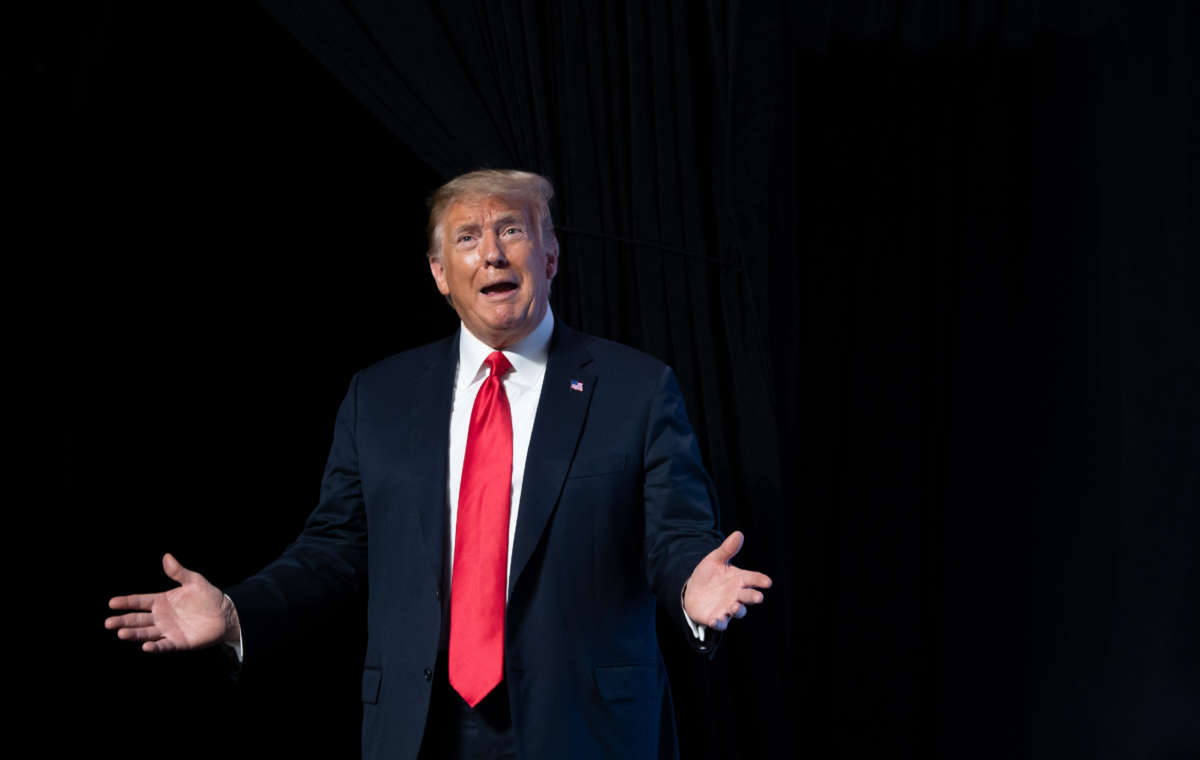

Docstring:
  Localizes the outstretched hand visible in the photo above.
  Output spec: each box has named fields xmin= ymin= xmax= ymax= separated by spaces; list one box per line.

xmin=105 ymin=553 xmax=239 ymax=653
xmin=683 ymin=531 xmax=772 ymax=632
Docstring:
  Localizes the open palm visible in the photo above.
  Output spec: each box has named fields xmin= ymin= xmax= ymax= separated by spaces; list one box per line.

xmin=683 ymin=531 xmax=773 ymax=631
xmin=106 ymin=553 xmax=236 ymax=653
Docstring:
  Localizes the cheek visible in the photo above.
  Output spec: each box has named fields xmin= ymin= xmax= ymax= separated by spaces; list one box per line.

xmin=448 ymin=255 xmax=481 ymax=284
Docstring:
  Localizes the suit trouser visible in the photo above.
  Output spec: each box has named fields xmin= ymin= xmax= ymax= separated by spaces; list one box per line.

xmin=418 ymin=650 xmax=517 ymax=760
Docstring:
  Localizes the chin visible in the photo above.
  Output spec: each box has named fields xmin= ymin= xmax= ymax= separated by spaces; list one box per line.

xmin=489 ymin=303 xmax=529 ymax=323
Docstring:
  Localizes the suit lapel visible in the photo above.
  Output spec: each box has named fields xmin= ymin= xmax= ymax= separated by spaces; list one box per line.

xmin=404 ymin=332 xmax=458 ymax=590
xmin=509 ymin=323 xmax=596 ymax=598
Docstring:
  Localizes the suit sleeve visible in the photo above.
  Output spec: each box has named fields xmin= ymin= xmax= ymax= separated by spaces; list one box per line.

xmin=225 ymin=372 xmax=369 ymax=662
xmin=641 ymin=366 xmax=725 ymax=655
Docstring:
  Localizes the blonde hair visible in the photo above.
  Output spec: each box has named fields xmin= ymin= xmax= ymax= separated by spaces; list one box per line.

xmin=426 ymin=169 xmax=557 ymax=259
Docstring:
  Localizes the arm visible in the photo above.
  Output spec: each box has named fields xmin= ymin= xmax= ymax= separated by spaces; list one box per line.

xmin=224 ymin=372 xmax=368 ymax=654
xmin=640 ymin=366 xmax=725 ymax=651
xmin=641 ymin=367 xmax=772 ymax=649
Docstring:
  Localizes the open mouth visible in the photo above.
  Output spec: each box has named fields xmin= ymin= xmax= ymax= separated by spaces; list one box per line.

xmin=481 ymin=282 xmax=518 ymax=295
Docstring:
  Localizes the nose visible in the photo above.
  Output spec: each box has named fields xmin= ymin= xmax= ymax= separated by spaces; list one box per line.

xmin=481 ymin=231 xmax=508 ymax=266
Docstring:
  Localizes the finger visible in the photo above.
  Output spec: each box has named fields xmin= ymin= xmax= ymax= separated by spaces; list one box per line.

xmin=737 ymin=588 xmax=766 ymax=605
xmin=732 ymin=603 xmax=748 ymax=619
xmin=143 ymin=639 xmax=177 ymax=654
xmin=708 ymin=531 xmax=745 ymax=565
xmin=105 ymin=612 xmax=155 ymax=630
xmin=162 ymin=553 xmax=199 ymax=585
xmin=117 ymin=625 xmax=163 ymax=642
xmin=109 ymin=593 xmax=160 ymax=611
xmin=738 ymin=571 xmax=773 ymax=590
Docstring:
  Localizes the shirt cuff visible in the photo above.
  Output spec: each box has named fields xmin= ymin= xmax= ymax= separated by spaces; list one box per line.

xmin=681 ymin=583 xmax=706 ymax=643
xmin=222 ymin=593 xmax=244 ymax=663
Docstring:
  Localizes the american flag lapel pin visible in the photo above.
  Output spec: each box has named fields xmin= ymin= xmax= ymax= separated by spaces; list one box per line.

xmin=570 ymin=380 xmax=584 ymax=392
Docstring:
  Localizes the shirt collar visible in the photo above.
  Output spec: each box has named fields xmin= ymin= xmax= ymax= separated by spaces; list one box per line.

xmin=457 ymin=307 xmax=555 ymax=388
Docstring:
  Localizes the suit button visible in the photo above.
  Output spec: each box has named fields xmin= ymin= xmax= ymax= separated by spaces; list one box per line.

xmin=435 ymin=590 xmax=441 ymax=601
xmin=424 ymin=668 xmax=433 ymax=682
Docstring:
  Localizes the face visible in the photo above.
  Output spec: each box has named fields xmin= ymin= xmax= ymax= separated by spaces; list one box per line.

xmin=428 ymin=196 xmax=558 ymax=349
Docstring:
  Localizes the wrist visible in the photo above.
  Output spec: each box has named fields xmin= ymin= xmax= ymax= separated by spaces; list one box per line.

xmin=681 ymin=574 xmax=700 ymax=620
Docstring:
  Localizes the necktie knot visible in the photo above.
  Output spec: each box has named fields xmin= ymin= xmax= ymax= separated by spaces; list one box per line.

xmin=484 ymin=350 xmax=513 ymax=379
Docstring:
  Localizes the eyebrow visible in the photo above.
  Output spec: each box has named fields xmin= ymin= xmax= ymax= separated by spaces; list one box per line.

xmin=450 ymin=213 xmax=525 ymax=237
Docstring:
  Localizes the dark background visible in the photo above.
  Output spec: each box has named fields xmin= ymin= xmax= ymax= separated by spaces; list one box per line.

xmin=30 ymin=1 xmax=1196 ymax=757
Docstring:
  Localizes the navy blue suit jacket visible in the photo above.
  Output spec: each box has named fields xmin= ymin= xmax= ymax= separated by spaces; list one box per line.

xmin=228 ymin=321 xmax=723 ymax=758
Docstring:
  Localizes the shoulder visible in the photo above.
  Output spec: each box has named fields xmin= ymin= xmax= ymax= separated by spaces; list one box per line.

xmin=557 ymin=326 xmax=676 ymax=408
xmin=560 ymin=325 xmax=669 ymax=380
xmin=353 ymin=333 xmax=457 ymax=391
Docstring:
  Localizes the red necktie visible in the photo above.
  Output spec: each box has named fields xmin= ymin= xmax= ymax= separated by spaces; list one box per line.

xmin=449 ymin=350 xmax=514 ymax=707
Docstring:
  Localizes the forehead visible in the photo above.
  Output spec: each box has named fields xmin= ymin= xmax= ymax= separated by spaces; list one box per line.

xmin=443 ymin=196 xmax=530 ymax=228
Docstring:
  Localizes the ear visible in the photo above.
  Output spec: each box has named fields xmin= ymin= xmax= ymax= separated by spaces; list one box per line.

xmin=543 ymin=238 xmax=559 ymax=281
xmin=429 ymin=255 xmax=451 ymax=296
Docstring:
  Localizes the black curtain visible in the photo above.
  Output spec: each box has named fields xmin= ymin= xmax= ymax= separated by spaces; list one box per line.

xmin=42 ymin=1 xmax=1197 ymax=758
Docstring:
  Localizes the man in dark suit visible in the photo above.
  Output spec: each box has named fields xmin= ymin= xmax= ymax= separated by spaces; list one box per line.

xmin=106 ymin=170 xmax=772 ymax=759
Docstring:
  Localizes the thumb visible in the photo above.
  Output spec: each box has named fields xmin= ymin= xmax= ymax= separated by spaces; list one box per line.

xmin=162 ymin=552 xmax=197 ymax=585
xmin=710 ymin=531 xmax=744 ymax=565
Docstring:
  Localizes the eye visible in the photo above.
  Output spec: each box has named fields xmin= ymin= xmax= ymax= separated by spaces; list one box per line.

xmin=501 ymin=226 xmax=525 ymax=238
xmin=456 ymin=234 xmax=474 ymax=244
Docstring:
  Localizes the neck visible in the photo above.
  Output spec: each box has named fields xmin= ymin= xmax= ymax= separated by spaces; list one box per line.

xmin=461 ymin=307 xmax=554 ymax=358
